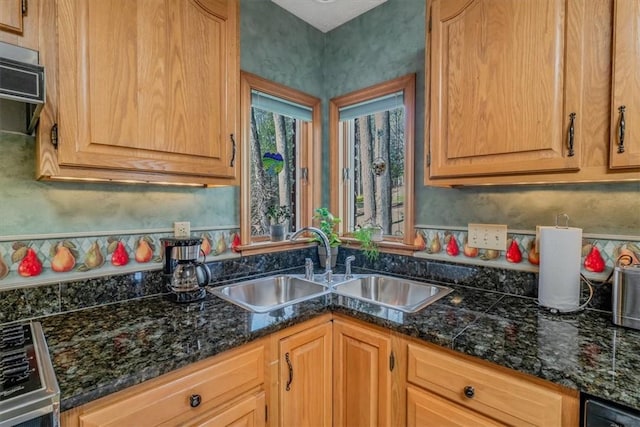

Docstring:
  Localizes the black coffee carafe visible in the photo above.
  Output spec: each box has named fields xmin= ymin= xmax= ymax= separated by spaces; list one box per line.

xmin=160 ymin=237 xmax=211 ymax=303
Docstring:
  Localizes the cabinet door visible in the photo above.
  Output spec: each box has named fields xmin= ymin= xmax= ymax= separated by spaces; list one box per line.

xmin=428 ymin=0 xmax=583 ymax=178
xmin=0 ymin=0 xmax=23 ymax=34
xmin=407 ymin=386 xmax=504 ymax=427
xmin=279 ymin=322 xmax=332 ymax=427
xmin=333 ymin=319 xmax=391 ymax=427
xmin=183 ymin=392 xmax=266 ymax=427
xmin=610 ymin=0 xmax=640 ymax=168
xmin=57 ymin=0 xmax=238 ymax=180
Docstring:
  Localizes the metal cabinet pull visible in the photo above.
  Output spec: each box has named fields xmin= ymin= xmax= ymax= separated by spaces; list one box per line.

xmin=189 ymin=394 xmax=201 ymax=408
xmin=618 ymin=105 xmax=626 ymax=154
xmin=463 ymin=386 xmax=475 ymax=399
xmin=230 ymin=133 xmax=237 ymax=167
xmin=567 ymin=112 xmax=576 ymax=157
xmin=285 ymin=352 xmax=293 ymax=391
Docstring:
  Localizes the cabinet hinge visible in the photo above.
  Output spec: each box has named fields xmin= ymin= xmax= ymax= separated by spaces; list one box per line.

xmin=50 ymin=123 xmax=58 ymax=149
xmin=389 ymin=351 xmax=395 ymax=372
xmin=426 ymin=152 xmax=431 ymax=167
xmin=21 ymin=0 xmax=27 ymax=14
xmin=265 ymin=405 xmax=268 ymax=422
xmin=428 ymin=14 xmax=432 ymax=32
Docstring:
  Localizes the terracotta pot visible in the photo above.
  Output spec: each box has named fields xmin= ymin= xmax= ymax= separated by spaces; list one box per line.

xmin=318 ymin=246 xmax=338 ymax=268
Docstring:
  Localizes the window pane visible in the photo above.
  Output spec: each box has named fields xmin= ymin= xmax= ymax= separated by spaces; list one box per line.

xmin=249 ymin=106 xmax=300 ymax=237
xmin=347 ymin=106 xmax=405 ymax=236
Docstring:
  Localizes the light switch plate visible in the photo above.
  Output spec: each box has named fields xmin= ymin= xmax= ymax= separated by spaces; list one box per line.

xmin=173 ymin=221 xmax=191 ymax=237
xmin=468 ymin=223 xmax=508 ymax=250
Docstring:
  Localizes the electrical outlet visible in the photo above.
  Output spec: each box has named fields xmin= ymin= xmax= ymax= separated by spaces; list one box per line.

xmin=173 ymin=221 xmax=191 ymax=237
xmin=468 ymin=223 xmax=508 ymax=250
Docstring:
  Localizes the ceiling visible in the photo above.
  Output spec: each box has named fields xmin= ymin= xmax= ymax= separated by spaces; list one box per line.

xmin=271 ymin=0 xmax=388 ymax=33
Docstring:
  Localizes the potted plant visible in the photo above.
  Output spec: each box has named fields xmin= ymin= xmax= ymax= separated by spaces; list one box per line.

xmin=313 ymin=207 xmax=341 ymax=267
xmin=266 ymin=205 xmax=291 ymax=242
xmin=352 ymin=224 xmax=380 ymax=262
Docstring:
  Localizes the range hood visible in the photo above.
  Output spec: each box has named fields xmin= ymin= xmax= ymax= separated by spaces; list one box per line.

xmin=0 ymin=41 xmax=45 ymax=134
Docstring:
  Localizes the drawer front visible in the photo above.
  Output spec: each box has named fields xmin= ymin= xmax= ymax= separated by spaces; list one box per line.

xmin=407 ymin=343 xmax=563 ymax=426
xmin=407 ymin=386 xmax=505 ymax=427
xmin=80 ymin=345 xmax=264 ymax=427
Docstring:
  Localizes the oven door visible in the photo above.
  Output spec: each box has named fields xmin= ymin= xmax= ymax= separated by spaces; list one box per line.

xmin=1 ymin=402 xmax=59 ymax=427
xmin=584 ymin=397 xmax=640 ymax=427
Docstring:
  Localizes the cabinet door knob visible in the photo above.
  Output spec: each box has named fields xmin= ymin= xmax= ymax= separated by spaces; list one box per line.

xmin=463 ymin=386 xmax=475 ymax=398
xmin=189 ymin=394 xmax=202 ymax=408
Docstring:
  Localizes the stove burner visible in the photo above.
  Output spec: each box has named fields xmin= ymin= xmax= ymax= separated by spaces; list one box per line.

xmin=1 ymin=325 xmax=26 ymax=350
xmin=0 ymin=322 xmax=60 ymax=426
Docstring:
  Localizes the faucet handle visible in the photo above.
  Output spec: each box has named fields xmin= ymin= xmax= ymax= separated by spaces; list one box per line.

xmin=304 ymin=258 xmax=314 ymax=280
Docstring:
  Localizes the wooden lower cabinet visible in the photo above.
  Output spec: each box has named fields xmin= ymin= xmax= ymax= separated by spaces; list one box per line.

xmin=61 ymin=340 xmax=265 ymax=427
xmin=332 ymin=318 xmax=393 ymax=427
xmin=406 ymin=342 xmax=579 ymax=426
xmin=407 ymin=386 xmax=503 ymax=427
xmin=182 ymin=391 xmax=266 ymax=427
xmin=61 ymin=315 xmax=580 ymax=427
xmin=277 ymin=322 xmax=332 ymax=427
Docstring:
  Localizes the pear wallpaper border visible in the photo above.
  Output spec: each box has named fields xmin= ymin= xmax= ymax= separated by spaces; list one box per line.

xmin=0 ymin=224 xmax=637 ymax=290
xmin=0 ymin=226 xmax=241 ymax=289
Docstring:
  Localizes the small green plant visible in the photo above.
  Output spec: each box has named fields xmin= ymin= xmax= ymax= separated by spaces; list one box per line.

xmin=353 ymin=225 xmax=380 ymax=262
xmin=313 ymin=207 xmax=341 ymax=248
xmin=266 ymin=205 xmax=291 ymax=225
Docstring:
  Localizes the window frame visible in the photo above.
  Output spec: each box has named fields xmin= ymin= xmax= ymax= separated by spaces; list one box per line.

xmin=240 ymin=71 xmax=322 ymax=253
xmin=329 ymin=74 xmax=416 ymax=248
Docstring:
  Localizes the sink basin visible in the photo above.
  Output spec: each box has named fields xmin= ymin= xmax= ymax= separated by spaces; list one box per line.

xmin=332 ymin=275 xmax=452 ymax=313
xmin=210 ymin=275 xmax=330 ymax=313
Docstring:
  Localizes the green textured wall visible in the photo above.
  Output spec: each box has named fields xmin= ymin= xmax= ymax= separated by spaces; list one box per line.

xmin=323 ymin=0 xmax=639 ymax=235
xmin=0 ymin=0 xmax=324 ymax=237
xmin=0 ymin=0 xmax=637 ymax=238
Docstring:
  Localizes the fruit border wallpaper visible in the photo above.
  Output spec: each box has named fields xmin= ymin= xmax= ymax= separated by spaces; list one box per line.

xmin=414 ymin=228 xmax=638 ymax=280
xmin=1 ymin=225 xmax=637 ymax=290
xmin=0 ymin=228 xmax=240 ymax=289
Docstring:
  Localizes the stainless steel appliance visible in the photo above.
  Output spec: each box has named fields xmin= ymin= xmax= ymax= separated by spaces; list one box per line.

xmin=612 ymin=263 xmax=640 ymax=330
xmin=583 ymin=395 xmax=640 ymax=426
xmin=0 ymin=41 xmax=45 ymax=134
xmin=0 ymin=322 xmax=60 ymax=427
xmin=161 ymin=237 xmax=211 ymax=303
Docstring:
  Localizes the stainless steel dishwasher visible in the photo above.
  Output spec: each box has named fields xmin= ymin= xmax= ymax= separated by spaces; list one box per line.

xmin=583 ymin=395 xmax=640 ymax=427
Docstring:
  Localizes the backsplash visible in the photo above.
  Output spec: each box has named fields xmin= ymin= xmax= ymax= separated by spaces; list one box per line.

xmin=1 ymin=244 xmax=620 ymax=326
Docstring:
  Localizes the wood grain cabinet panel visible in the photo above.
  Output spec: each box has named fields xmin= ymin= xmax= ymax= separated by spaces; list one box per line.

xmin=407 ymin=386 xmax=504 ymax=427
xmin=428 ymin=0 xmax=584 ymax=179
xmin=63 ymin=342 xmax=264 ymax=427
xmin=278 ymin=322 xmax=332 ymax=427
xmin=0 ymin=0 xmax=23 ymax=34
xmin=407 ymin=342 xmax=578 ymax=426
xmin=610 ymin=0 xmax=640 ymax=169
xmin=333 ymin=319 xmax=392 ymax=427
xmin=38 ymin=0 xmax=239 ymax=185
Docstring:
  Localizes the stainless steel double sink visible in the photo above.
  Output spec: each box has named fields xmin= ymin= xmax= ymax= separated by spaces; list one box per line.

xmin=209 ymin=273 xmax=452 ymax=313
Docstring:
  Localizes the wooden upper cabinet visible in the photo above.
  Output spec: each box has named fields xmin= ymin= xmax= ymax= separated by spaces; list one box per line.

xmin=53 ymin=0 xmax=239 ymax=184
xmin=428 ymin=0 xmax=584 ymax=179
xmin=610 ymin=0 xmax=640 ymax=169
xmin=0 ymin=0 xmax=24 ymax=34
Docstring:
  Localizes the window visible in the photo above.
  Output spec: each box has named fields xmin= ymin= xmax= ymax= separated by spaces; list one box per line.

xmin=240 ymin=72 xmax=321 ymax=249
xmin=329 ymin=74 xmax=416 ymax=246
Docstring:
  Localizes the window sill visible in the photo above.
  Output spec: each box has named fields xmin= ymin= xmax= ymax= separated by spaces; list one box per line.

xmin=237 ymin=239 xmax=316 ymax=256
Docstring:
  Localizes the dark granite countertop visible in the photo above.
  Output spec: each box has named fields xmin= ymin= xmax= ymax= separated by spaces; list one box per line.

xmin=40 ymin=283 xmax=640 ymax=413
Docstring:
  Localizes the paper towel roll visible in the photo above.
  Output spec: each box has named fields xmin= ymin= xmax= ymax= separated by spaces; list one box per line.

xmin=538 ymin=226 xmax=582 ymax=312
